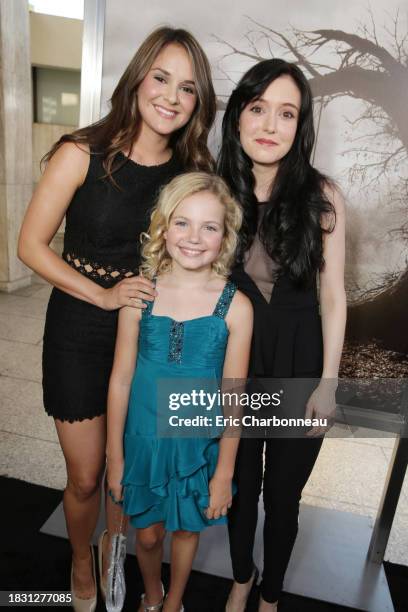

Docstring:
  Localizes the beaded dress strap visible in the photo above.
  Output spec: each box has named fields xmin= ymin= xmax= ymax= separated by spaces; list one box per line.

xmin=213 ymin=280 xmax=237 ymax=319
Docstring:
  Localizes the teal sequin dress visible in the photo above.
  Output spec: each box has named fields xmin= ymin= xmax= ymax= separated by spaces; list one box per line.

xmin=122 ymin=280 xmax=237 ymax=532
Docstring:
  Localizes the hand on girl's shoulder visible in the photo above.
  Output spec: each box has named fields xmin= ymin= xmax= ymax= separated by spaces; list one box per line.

xmin=226 ymin=289 xmax=253 ymax=332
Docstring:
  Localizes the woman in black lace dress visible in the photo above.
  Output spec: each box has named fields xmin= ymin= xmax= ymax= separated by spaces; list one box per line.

xmin=18 ymin=27 xmax=215 ymax=611
xmin=218 ymin=60 xmax=346 ymax=611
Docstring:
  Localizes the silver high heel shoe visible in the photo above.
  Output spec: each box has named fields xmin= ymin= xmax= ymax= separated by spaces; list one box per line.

xmin=140 ymin=582 xmax=165 ymax=611
xmin=70 ymin=546 xmax=97 ymax=612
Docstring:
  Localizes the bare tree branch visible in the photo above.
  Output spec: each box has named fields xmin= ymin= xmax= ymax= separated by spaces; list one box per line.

xmin=212 ymin=33 xmax=265 ymax=63
xmin=244 ymin=16 xmax=323 ymax=77
xmin=303 ymin=29 xmax=402 ymax=74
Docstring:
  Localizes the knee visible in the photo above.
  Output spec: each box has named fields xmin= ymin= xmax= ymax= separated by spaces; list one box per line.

xmin=137 ymin=527 xmax=165 ymax=552
xmin=67 ymin=474 xmax=101 ymax=502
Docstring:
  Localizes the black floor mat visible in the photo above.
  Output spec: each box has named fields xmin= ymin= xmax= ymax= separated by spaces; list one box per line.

xmin=0 ymin=477 xmax=405 ymax=611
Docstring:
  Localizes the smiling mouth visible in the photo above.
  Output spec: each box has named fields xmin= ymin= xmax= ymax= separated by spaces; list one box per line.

xmin=154 ymin=104 xmax=178 ymax=119
xmin=179 ymin=247 xmax=204 ymax=257
xmin=256 ymin=138 xmax=278 ymax=146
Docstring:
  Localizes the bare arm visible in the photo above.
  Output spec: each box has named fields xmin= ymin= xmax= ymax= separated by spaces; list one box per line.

xmin=319 ymin=184 xmax=347 ymax=380
xmin=106 ymin=306 xmax=141 ymax=500
xmin=305 ymin=184 xmax=347 ymax=435
xmin=207 ymin=291 xmax=253 ymax=519
xmin=18 ymin=142 xmax=155 ymax=310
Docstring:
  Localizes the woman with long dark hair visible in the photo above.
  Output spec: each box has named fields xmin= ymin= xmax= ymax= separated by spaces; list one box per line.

xmin=218 ymin=59 xmax=346 ymax=611
xmin=18 ymin=27 xmax=216 ymax=612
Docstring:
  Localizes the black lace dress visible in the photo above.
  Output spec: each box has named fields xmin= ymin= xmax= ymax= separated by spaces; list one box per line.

xmin=42 ymin=151 xmax=182 ymax=422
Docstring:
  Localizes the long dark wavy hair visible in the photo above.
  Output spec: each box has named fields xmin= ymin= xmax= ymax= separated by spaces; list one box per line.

xmin=43 ymin=27 xmax=216 ymax=178
xmin=217 ymin=58 xmax=335 ymax=288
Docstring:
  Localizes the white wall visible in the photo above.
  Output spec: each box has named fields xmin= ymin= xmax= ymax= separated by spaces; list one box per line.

xmin=30 ymin=12 xmax=83 ymax=70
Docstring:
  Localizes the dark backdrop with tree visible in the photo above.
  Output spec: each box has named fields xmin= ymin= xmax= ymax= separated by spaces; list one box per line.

xmin=214 ymin=10 xmax=408 ymax=373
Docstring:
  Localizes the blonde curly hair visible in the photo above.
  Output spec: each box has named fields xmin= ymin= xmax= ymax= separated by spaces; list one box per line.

xmin=140 ymin=172 xmax=242 ymax=279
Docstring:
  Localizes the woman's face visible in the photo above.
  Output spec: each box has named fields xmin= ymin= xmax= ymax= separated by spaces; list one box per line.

xmin=137 ymin=43 xmax=198 ymax=138
xmin=238 ymin=74 xmax=301 ymax=170
xmin=164 ymin=191 xmax=225 ymax=272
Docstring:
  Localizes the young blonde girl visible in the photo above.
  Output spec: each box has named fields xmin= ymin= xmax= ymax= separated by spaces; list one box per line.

xmin=106 ymin=172 xmax=253 ymax=612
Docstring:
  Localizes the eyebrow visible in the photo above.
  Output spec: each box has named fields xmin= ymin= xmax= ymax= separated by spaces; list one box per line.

xmin=173 ymin=215 xmax=221 ymax=224
xmin=256 ymin=97 xmax=299 ymax=111
xmin=151 ymin=66 xmax=196 ymax=86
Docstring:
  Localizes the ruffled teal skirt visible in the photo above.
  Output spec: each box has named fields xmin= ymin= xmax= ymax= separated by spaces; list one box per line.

xmin=122 ymin=434 xmax=230 ymax=532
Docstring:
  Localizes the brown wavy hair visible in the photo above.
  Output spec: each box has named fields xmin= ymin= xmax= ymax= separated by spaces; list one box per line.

xmin=43 ymin=27 xmax=216 ymax=177
xmin=140 ymin=172 xmax=243 ymax=280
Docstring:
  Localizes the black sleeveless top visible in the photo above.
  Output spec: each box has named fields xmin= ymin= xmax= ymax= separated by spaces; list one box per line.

xmin=231 ymin=264 xmax=322 ymax=378
xmin=62 ymin=151 xmax=183 ymax=286
xmin=43 ymin=150 xmax=184 ymax=422
xmin=231 ymin=232 xmax=322 ymax=378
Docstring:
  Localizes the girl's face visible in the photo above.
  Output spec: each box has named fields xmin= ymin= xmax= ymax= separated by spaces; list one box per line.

xmin=137 ymin=43 xmax=198 ymax=138
xmin=164 ymin=191 xmax=225 ymax=272
xmin=238 ymin=74 xmax=301 ymax=170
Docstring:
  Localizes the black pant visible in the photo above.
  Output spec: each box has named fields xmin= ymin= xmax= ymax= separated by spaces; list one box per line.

xmin=228 ymin=436 xmax=323 ymax=603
